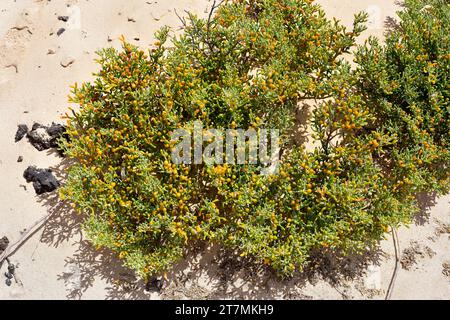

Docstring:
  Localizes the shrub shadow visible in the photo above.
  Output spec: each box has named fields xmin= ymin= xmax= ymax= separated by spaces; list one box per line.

xmin=383 ymin=0 xmax=406 ymax=36
xmin=36 ymin=157 xmax=151 ymax=300
xmin=293 ymin=102 xmax=312 ymax=146
xmin=414 ymin=192 xmax=438 ymax=226
xmin=37 ymin=159 xmax=83 ymax=248
xmin=162 ymin=243 xmax=384 ymax=300
xmin=384 ymin=16 xmax=401 ymax=35
xmin=57 ymin=240 xmax=150 ymax=300
xmin=291 ymin=101 xmax=322 ymax=153
xmin=36 ymin=153 xmax=429 ymax=300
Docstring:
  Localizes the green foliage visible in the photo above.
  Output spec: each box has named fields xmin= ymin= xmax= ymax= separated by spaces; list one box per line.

xmin=355 ymin=0 xmax=450 ymax=194
xmin=60 ymin=0 xmax=449 ymax=278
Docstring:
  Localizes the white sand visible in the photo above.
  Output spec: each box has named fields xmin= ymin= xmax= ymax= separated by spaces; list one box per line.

xmin=0 ymin=0 xmax=448 ymax=300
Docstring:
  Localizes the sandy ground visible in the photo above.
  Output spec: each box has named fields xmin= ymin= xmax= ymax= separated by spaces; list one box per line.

xmin=0 ymin=0 xmax=448 ymax=300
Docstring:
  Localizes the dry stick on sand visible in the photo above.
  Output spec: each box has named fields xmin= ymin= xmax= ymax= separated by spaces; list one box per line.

xmin=0 ymin=212 xmax=53 ymax=264
xmin=385 ymin=228 xmax=400 ymax=300
xmin=10 ymin=26 xmax=33 ymax=35
xmin=5 ymin=64 xmax=19 ymax=73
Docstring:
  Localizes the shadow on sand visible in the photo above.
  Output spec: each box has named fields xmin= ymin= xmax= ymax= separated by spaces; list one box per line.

xmin=36 ymin=156 xmax=150 ymax=300
xmin=34 ymin=156 xmax=389 ymax=300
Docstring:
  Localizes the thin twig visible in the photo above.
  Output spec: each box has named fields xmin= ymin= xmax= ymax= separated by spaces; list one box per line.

xmin=0 ymin=211 xmax=54 ymax=264
xmin=173 ymin=9 xmax=187 ymax=28
xmin=385 ymin=227 xmax=400 ymax=300
xmin=206 ymin=0 xmax=224 ymax=51
xmin=207 ymin=0 xmax=219 ymax=32
xmin=10 ymin=25 xmax=33 ymax=34
xmin=5 ymin=64 xmax=18 ymax=73
xmin=207 ymin=0 xmax=224 ymax=28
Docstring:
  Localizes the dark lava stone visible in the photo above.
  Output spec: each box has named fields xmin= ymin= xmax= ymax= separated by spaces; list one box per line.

xmin=0 ymin=236 xmax=9 ymax=252
xmin=15 ymin=124 xmax=28 ymax=142
xmin=32 ymin=123 xmax=44 ymax=131
xmin=58 ymin=16 xmax=69 ymax=22
xmin=47 ymin=123 xmax=67 ymax=139
xmin=23 ymin=166 xmax=60 ymax=195
xmin=57 ymin=28 xmax=66 ymax=36
xmin=7 ymin=264 xmax=15 ymax=275
xmin=27 ymin=130 xmax=51 ymax=152
xmin=26 ymin=122 xmax=67 ymax=152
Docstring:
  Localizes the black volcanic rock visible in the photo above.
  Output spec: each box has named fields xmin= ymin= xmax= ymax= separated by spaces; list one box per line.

xmin=23 ymin=166 xmax=60 ymax=195
xmin=15 ymin=124 xmax=28 ymax=142
xmin=26 ymin=122 xmax=68 ymax=152
xmin=47 ymin=123 xmax=66 ymax=138
xmin=7 ymin=264 xmax=15 ymax=275
xmin=58 ymin=16 xmax=69 ymax=22
xmin=0 ymin=236 xmax=9 ymax=253
xmin=27 ymin=125 xmax=53 ymax=151
xmin=57 ymin=28 xmax=66 ymax=36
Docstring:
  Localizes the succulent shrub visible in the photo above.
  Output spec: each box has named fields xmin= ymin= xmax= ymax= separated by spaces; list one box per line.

xmin=60 ymin=0 xmax=449 ymax=278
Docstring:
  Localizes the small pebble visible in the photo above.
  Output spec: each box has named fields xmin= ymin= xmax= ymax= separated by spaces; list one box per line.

xmin=0 ymin=236 xmax=9 ymax=252
xmin=60 ymin=57 xmax=75 ymax=68
xmin=17 ymin=156 xmax=23 ymax=163
xmin=56 ymin=28 xmax=65 ymax=36
xmin=8 ymin=264 xmax=15 ymax=275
